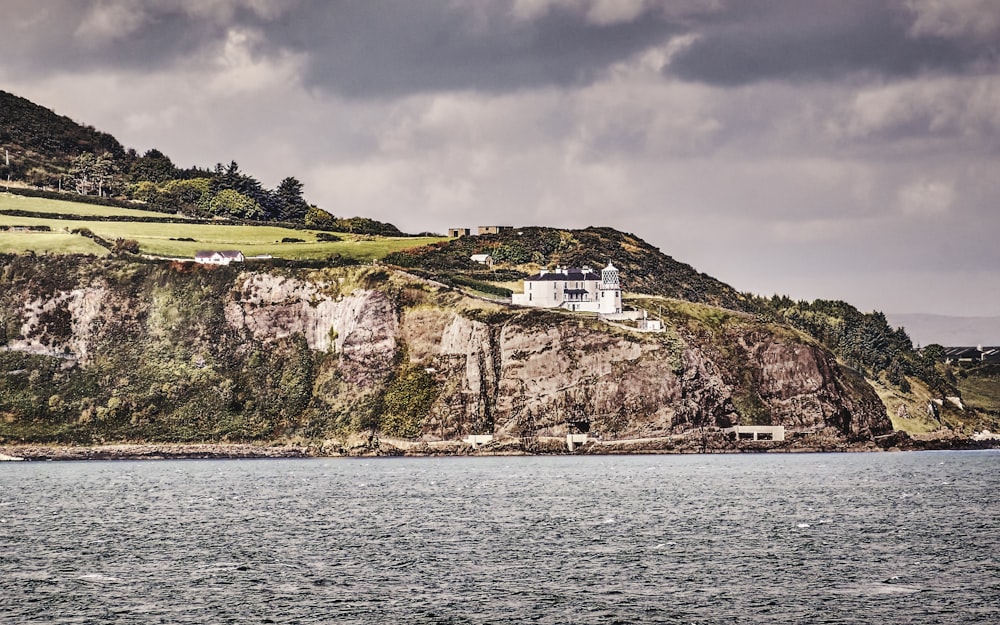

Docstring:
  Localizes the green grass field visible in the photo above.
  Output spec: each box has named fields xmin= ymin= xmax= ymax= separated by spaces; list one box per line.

xmin=0 ymin=191 xmax=183 ymax=219
xmin=0 ymin=193 xmax=446 ymax=260
xmin=0 ymin=231 xmax=109 ymax=255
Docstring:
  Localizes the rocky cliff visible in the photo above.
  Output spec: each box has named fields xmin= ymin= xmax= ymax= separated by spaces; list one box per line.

xmin=0 ymin=256 xmax=891 ymax=448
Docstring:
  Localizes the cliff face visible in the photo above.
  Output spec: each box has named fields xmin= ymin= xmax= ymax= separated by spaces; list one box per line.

xmin=403 ymin=310 xmax=888 ymax=441
xmin=0 ymin=257 xmax=890 ymax=445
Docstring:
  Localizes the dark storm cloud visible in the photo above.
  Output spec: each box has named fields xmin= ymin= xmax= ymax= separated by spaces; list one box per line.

xmin=0 ymin=1 xmax=684 ymax=96
xmin=668 ymin=0 xmax=999 ymax=85
xmin=3 ymin=1 xmax=997 ymax=96
xmin=261 ymin=2 xmax=684 ymax=97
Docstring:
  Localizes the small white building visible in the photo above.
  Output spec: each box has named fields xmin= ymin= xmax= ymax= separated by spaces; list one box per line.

xmin=470 ymin=253 xmax=493 ymax=266
xmin=511 ymin=262 xmax=622 ymax=314
xmin=725 ymin=425 xmax=785 ymax=442
xmin=194 ymin=250 xmax=245 ymax=265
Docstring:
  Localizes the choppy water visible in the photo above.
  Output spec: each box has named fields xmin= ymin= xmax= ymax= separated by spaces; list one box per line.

xmin=1 ymin=451 xmax=997 ymax=624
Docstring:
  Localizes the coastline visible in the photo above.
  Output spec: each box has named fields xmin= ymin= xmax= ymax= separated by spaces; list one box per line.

xmin=1 ymin=433 xmax=996 ymax=462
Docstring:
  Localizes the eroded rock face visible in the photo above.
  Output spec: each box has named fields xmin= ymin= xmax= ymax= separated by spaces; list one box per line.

xmin=6 ymin=286 xmax=108 ymax=363
xmin=401 ymin=310 xmax=891 ymax=441
xmin=225 ymin=273 xmax=398 ymax=386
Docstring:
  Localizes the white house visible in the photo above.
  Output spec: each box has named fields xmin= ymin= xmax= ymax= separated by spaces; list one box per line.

xmin=511 ymin=262 xmax=622 ymax=314
xmin=470 ymin=253 xmax=493 ymax=266
xmin=194 ymin=250 xmax=245 ymax=265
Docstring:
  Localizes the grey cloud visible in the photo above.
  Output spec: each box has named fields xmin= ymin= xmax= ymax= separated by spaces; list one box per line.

xmin=0 ymin=0 xmax=683 ymax=96
xmin=267 ymin=2 xmax=681 ymax=97
xmin=0 ymin=1 xmax=269 ymax=77
xmin=4 ymin=1 xmax=998 ymax=98
xmin=668 ymin=0 xmax=998 ymax=86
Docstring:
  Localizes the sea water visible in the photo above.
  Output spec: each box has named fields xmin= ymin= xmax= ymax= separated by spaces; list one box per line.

xmin=0 ymin=452 xmax=997 ymax=624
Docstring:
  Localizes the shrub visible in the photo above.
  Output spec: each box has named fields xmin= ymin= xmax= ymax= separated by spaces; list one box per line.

xmin=112 ymin=238 xmax=140 ymax=255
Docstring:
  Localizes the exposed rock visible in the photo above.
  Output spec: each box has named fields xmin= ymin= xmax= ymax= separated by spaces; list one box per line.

xmin=406 ymin=310 xmax=890 ymax=442
xmin=225 ymin=273 xmax=397 ymax=386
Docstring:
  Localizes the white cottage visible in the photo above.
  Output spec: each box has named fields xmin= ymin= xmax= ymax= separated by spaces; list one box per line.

xmin=194 ymin=250 xmax=245 ymax=265
xmin=511 ymin=262 xmax=622 ymax=314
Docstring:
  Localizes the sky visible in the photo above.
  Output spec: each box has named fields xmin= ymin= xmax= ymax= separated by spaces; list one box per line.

xmin=2 ymin=0 xmax=999 ymax=317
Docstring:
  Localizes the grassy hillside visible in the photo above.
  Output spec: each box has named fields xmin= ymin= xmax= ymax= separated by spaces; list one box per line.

xmin=386 ymin=226 xmax=751 ymax=310
xmin=957 ymin=365 xmax=1000 ymax=415
xmin=0 ymin=189 xmax=182 ymax=219
xmin=0 ymin=90 xmax=124 ymax=184
xmin=0 ymin=193 xmax=445 ymax=261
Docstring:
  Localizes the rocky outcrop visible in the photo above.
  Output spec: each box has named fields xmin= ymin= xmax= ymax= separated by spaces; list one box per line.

xmin=5 ymin=284 xmax=108 ymax=363
xmin=405 ymin=310 xmax=890 ymax=441
xmin=225 ymin=272 xmax=397 ymax=386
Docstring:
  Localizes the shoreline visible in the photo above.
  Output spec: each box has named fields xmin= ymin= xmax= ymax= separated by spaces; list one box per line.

xmin=1 ymin=435 xmax=996 ymax=462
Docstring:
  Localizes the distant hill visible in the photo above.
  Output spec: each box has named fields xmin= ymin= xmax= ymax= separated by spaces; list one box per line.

xmin=0 ymin=90 xmax=124 ymax=184
xmin=0 ymin=90 xmax=401 ymax=235
xmin=885 ymin=314 xmax=1000 ymax=347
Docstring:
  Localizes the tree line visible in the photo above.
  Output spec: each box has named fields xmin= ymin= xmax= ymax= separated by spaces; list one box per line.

xmin=67 ymin=151 xmax=310 ymax=222
xmin=752 ymin=295 xmax=954 ymax=396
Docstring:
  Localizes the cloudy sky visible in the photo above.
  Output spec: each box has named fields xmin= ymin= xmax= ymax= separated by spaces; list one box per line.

xmin=2 ymin=0 xmax=999 ymax=317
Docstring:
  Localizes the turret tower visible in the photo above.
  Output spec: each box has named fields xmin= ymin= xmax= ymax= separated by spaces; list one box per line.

xmin=598 ymin=261 xmax=622 ymax=314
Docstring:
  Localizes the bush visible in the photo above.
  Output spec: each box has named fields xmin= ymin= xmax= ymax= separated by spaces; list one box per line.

xmin=112 ymin=238 xmax=140 ymax=255
xmin=446 ymin=274 xmax=513 ymax=298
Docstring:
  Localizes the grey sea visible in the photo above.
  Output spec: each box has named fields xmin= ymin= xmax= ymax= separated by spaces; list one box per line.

xmin=1 ymin=452 xmax=997 ymax=624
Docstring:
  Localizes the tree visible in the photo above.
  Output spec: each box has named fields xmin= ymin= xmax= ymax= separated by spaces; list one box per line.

xmin=274 ymin=176 xmax=309 ymax=221
xmin=129 ymin=149 xmax=177 ymax=183
xmin=128 ymin=180 xmax=160 ymax=203
xmin=70 ymin=151 xmax=120 ymax=196
xmin=70 ymin=153 xmax=96 ymax=195
xmin=209 ymin=189 xmax=264 ymax=220
xmin=304 ymin=205 xmax=334 ymax=229
xmin=91 ymin=153 xmax=119 ymax=197
xmin=162 ymin=178 xmax=211 ymax=214
xmin=210 ymin=161 xmax=273 ymax=217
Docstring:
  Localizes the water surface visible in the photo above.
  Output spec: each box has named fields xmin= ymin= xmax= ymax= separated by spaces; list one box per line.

xmin=1 ymin=452 xmax=997 ymax=623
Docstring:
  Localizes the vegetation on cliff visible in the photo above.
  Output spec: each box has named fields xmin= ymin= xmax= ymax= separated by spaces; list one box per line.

xmin=0 ymin=256 xmax=895 ymax=448
xmin=385 ymin=226 xmax=750 ymax=310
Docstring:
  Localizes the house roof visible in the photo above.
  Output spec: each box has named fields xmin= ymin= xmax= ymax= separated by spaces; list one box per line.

xmin=525 ymin=267 xmax=600 ymax=282
xmin=195 ymin=250 xmax=244 ymax=259
xmin=943 ymin=346 xmax=1000 ymax=360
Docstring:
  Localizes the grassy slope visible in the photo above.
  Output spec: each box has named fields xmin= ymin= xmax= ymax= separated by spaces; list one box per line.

xmin=388 ymin=226 xmax=749 ymax=310
xmin=957 ymin=365 xmax=1000 ymax=414
xmin=0 ymin=193 xmax=445 ymax=260
xmin=0 ymin=231 xmax=109 ymax=255
xmin=0 ymin=191 xmax=181 ymax=219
